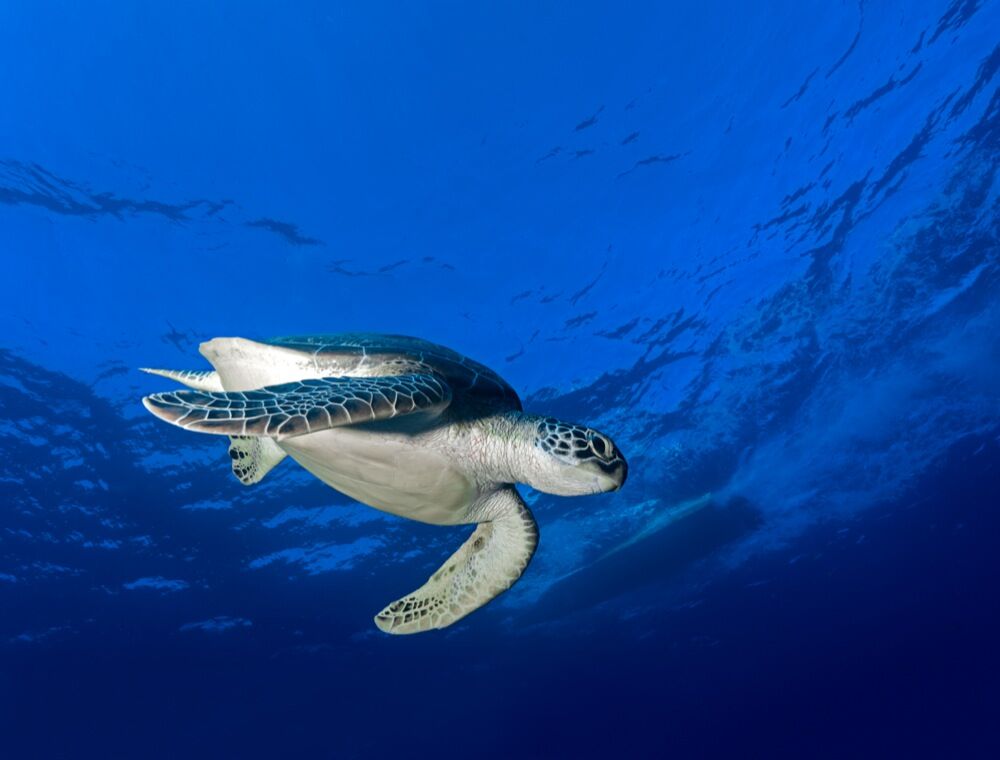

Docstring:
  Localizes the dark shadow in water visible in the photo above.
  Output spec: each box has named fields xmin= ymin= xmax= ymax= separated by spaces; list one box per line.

xmin=244 ymin=217 xmax=324 ymax=246
xmin=526 ymin=497 xmax=763 ymax=625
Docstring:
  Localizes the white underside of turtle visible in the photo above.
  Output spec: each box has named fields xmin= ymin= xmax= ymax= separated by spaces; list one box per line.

xmin=142 ymin=333 xmax=627 ymax=634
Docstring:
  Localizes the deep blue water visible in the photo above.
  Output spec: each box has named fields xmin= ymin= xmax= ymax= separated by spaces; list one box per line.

xmin=2 ymin=1 xmax=999 ymax=757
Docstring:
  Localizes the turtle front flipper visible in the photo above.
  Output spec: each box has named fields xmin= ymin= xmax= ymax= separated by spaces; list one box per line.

xmin=374 ymin=488 xmax=538 ymax=634
xmin=139 ymin=367 xmax=223 ymax=391
xmin=142 ymin=373 xmax=452 ymax=441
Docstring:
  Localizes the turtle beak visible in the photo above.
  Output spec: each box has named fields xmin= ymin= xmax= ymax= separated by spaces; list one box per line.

xmin=597 ymin=458 xmax=628 ymax=492
xmin=610 ymin=458 xmax=628 ymax=490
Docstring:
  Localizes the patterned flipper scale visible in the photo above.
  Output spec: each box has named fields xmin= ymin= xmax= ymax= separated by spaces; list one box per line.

xmin=228 ymin=436 xmax=287 ymax=484
xmin=142 ymin=374 xmax=452 ymax=440
xmin=374 ymin=488 xmax=538 ymax=634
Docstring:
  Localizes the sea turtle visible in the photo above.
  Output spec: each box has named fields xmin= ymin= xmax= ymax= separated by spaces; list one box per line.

xmin=141 ymin=333 xmax=627 ymax=634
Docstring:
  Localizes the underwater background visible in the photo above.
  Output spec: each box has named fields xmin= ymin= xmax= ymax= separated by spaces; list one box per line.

xmin=2 ymin=1 xmax=999 ymax=756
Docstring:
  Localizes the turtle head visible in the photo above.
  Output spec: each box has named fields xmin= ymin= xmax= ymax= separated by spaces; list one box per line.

xmin=521 ymin=417 xmax=628 ymax=495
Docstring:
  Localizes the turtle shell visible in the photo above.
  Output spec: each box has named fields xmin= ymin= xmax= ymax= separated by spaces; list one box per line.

xmin=263 ymin=333 xmax=522 ymax=411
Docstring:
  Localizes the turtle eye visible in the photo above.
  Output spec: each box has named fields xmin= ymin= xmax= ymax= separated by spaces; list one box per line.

xmin=589 ymin=433 xmax=612 ymax=459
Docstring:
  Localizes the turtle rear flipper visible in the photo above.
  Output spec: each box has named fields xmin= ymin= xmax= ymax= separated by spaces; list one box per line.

xmin=374 ymin=488 xmax=538 ymax=634
xmin=228 ymin=436 xmax=286 ymax=485
xmin=141 ymin=367 xmax=287 ymax=482
xmin=141 ymin=367 xmax=286 ymax=481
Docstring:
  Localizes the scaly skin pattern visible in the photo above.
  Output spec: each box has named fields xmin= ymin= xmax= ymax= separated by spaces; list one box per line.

xmin=438 ymin=411 xmax=627 ymax=507
xmin=142 ymin=373 xmax=453 ymax=441
xmin=440 ymin=412 xmax=534 ymax=500
xmin=373 ymin=486 xmax=539 ymax=634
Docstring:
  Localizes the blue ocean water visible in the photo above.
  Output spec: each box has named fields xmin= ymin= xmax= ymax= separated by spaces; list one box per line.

xmin=2 ymin=1 xmax=999 ymax=756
